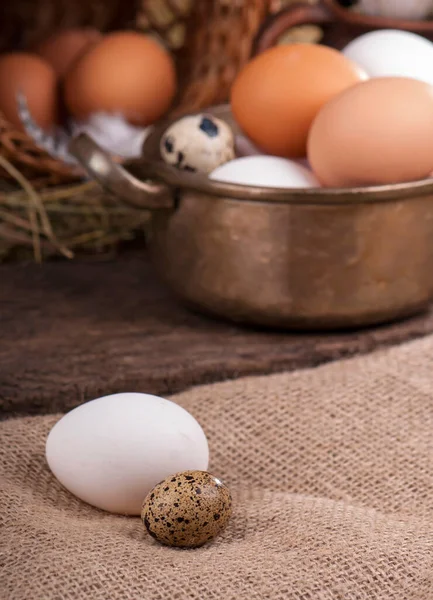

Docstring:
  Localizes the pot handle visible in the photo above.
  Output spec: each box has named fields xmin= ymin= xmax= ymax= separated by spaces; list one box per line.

xmin=253 ymin=0 xmax=334 ymax=55
xmin=69 ymin=133 xmax=173 ymax=210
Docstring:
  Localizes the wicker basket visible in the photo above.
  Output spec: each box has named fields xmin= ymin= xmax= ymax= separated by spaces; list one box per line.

xmin=0 ymin=0 xmax=313 ymax=261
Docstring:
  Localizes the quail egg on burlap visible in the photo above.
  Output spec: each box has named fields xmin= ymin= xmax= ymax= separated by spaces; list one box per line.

xmin=141 ymin=470 xmax=232 ymax=548
xmin=160 ymin=114 xmax=235 ymax=174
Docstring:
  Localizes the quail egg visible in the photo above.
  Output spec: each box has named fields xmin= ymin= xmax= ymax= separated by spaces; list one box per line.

xmin=160 ymin=114 xmax=235 ymax=174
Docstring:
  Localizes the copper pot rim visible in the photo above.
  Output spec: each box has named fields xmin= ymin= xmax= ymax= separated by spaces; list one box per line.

xmin=135 ymin=160 xmax=433 ymax=206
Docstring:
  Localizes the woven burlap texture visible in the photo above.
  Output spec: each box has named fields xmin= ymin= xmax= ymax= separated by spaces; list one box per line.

xmin=2 ymin=335 xmax=433 ymax=599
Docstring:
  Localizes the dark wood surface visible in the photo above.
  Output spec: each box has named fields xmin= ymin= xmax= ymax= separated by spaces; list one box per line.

xmin=2 ymin=252 xmax=433 ymax=419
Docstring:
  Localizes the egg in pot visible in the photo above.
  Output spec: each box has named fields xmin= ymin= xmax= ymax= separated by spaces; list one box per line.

xmin=210 ymin=156 xmax=320 ymax=188
xmin=160 ymin=114 xmax=236 ymax=174
xmin=230 ymin=43 xmax=367 ymax=159
xmin=308 ymin=77 xmax=433 ymax=187
xmin=342 ymin=29 xmax=433 ymax=86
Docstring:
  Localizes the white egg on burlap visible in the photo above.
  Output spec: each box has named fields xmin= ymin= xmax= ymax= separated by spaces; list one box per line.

xmin=45 ymin=393 xmax=209 ymax=515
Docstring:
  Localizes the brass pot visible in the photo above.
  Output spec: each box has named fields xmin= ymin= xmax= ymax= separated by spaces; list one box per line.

xmin=70 ymin=105 xmax=433 ymax=330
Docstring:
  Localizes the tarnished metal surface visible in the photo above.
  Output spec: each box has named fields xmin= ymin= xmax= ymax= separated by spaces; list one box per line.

xmin=71 ymin=106 xmax=433 ymax=330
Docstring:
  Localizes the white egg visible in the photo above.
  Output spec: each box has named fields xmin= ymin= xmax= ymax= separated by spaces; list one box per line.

xmin=210 ymin=156 xmax=320 ymax=188
xmin=342 ymin=30 xmax=433 ymax=85
xmin=356 ymin=0 xmax=433 ymax=20
xmin=45 ymin=392 xmax=209 ymax=515
xmin=355 ymin=0 xmax=433 ymax=20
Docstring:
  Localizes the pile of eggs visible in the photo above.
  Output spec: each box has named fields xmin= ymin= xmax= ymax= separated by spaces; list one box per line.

xmin=161 ymin=29 xmax=433 ymax=190
xmin=4 ymin=27 xmax=433 ymax=190
xmin=0 ymin=28 xmax=176 ymax=134
xmin=46 ymin=392 xmax=233 ymax=548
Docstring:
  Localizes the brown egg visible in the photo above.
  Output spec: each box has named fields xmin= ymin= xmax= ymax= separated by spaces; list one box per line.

xmin=34 ymin=28 xmax=102 ymax=77
xmin=141 ymin=471 xmax=232 ymax=548
xmin=231 ymin=43 xmax=367 ymax=159
xmin=64 ymin=31 xmax=176 ymax=126
xmin=0 ymin=53 xmax=58 ymax=130
xmin=308 ymin=77 xmax=433 ymax=187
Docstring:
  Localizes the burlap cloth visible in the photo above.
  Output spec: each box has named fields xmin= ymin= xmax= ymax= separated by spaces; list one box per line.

xmin=2 ymin=334 xmax=433 ymax=599
xmin=2 ymin=253 xmax=433 ymax=419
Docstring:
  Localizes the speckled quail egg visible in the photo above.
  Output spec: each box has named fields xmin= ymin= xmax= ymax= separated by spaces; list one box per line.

xmin=141 ymin=470 xmax=232 ymax=548
xmin=160 ymin=114 xmax=235 ymax=174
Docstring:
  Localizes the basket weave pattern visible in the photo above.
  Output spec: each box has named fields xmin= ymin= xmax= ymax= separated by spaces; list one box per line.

xmin=0 ymin=0 xmax=298 ymax=260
